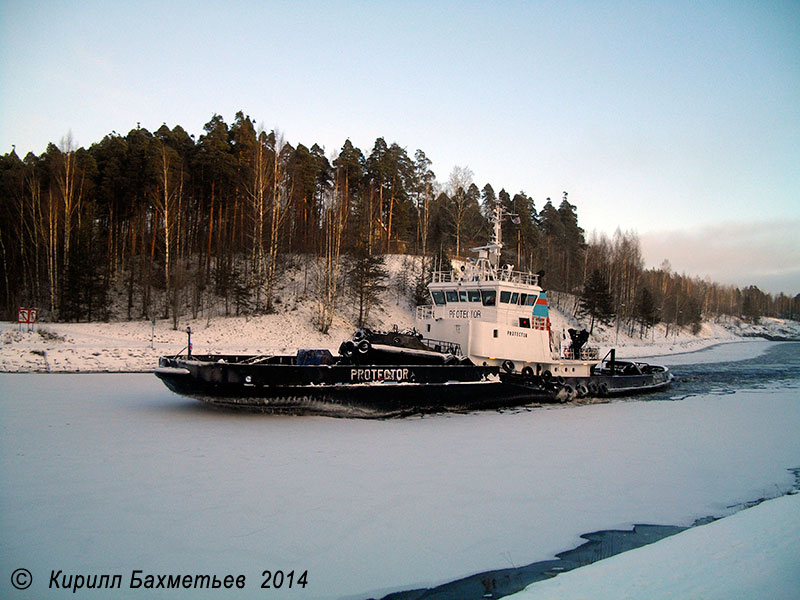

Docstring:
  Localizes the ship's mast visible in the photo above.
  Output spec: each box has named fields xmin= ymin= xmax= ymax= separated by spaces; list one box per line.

xmin=471 ymin=201 xmax=508 ymax=270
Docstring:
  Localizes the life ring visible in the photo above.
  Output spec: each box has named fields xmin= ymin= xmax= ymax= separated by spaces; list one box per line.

xmin=357 ymin=340 xmax=371 ymax=354
xmin=521 ymin=366 xmax=534 ymax=380
xmin=502 ymin=360 xmax=515 ymax=373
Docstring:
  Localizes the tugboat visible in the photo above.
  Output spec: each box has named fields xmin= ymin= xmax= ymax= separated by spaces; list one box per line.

xmin=414 ymin=204 xmax=673 ymax=399
xmin=155 ymin=205 xmax=671 ymax=416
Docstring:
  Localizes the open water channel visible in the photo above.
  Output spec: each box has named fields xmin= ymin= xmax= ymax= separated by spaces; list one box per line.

xmin=1 ymin=341 xmax=798 ymax=599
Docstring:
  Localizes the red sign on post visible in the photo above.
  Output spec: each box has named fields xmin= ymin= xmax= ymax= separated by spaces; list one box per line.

xmin=17 ymin=307 xmax=38 ymax=330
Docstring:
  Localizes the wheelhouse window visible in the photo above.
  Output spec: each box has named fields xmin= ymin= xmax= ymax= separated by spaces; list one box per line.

xmin=459 ymin=290 xmax=468 ymax=302
xmin=510 ymin=292 xmax=519 ymax=304
xmin=519 ymin=317 xmax=530 ymax=328
xmin=468 ymin=290 xmax=481 ymax=302
xmin=481 ymin=290 xmax=496 ymax=306
xmin=445 ymin=290 xmax=459 ymax=303
xmin=499 ymin=290 xmax=511 ymax=303
xmin=525 ymin=294 xmax=537 ymax=306
xmin=431 ymin=291 xmax=446 ymax=305
xmin=519 ymin=293 xmax=527 ymax=305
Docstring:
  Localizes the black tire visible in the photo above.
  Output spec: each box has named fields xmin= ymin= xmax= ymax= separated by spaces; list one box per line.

xmin=521 ymin=366 xmax=534 ymax=380
xmin=340 ymin=341 xmax=355 ymax=358
xmin=599 ymin=382 xmax=609 ymax=396
xmin=502 ymin=360 xmax=515 ymax=374
xmin=542 ymin=370 xmax=552 ymax=381
xmin=577 ymin=384 xmax=588 ymax=397
xmin=357 ymin=340 xmax=371 ymax=354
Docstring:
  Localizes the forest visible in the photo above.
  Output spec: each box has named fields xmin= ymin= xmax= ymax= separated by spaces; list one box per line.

xmin=1 ymin=111 xmax=798 ymax=335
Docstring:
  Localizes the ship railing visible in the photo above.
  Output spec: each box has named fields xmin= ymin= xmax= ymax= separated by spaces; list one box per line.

xmin=532 ymin=316 xmax=549 ymax=330
xmin=430 ymin=268 xmax=540 ymax=286
xmin=416 ymin=305 xmax=435 ymax=320
xmin=420 ymin=337 xmax=463 ymax=356
xmin=561 ymin=347 xmax=600 ymax=361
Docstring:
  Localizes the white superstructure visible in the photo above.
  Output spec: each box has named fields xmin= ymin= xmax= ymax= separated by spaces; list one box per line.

xmin=415 ymin=205 xmax=599 ymax=378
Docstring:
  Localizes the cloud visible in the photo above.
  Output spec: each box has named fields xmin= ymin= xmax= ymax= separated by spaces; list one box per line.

xmin=640 ymin=219 xmax=800 ymax=296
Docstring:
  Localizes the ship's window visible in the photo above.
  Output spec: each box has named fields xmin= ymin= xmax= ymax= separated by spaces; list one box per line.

xmin=481 ymin=290 xmax=496 ymax=306
xmin=500 ymin=290 xmax=511 ymax=303
xmin=459 ymin=290 xmax=468 ymax=302
xmin=519 ymin=293 xmax=528 ymax=305
xmin=468 ymin=290 xmax=481 ymax=302
xmin=519 ymin=317 xmax=530 ymax=328
xmin=510 ymin=292 xmax=519 ymax=304
xmin=432 ymin=291 xmax=446 ymax=305
xmin=525 ymin=295 xmax=537 ymax=306
xmin=445 ymin=290 xmax=459 ymax=303
xmin=426 ymin=324 xmax=431 ymax=332
xmin=493 ymin=329 xmax=498 ymax=338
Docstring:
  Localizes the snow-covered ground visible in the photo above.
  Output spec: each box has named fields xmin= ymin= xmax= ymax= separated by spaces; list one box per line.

xmin=2 ymin=272 xmax=798 ymax=373
xmin=509 ymin=491 xmax=800 ymax=600
xmin=1 ymin=357 xmax=799 ymax=599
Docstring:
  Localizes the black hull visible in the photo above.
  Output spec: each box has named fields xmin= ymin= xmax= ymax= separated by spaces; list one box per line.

xmin=563 ymin=372 xmax=673 ymax=397
xmin=155 ymin=353 xmax=672 ymax=418
xmin=155 ymin=360 xmax=554 ymax=417
xmin=156 ymin=376 xmax=555 ymax=418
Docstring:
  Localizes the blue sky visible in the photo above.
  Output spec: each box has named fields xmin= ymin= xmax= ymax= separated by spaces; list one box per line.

xmin=2 ymin=0 xmax=798 ymax=295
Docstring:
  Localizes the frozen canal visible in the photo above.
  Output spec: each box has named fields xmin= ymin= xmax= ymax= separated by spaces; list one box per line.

xmin=1 ymin=341 xmax=799 ymax=599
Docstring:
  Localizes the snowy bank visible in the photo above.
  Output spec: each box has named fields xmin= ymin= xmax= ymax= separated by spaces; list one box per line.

xmin=2 ymin=312 xmax=797 ymax=374
xmin=509 ymin=492 xmax=800 ymax=600
xmin=2 ymin=262 xmax=798 ymax=373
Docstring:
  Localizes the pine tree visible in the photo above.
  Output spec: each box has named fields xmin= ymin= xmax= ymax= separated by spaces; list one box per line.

xmin=347 ymin=241 xmax=388 ymax=327
xmin=634 ymin=286 xmax=659 ymax=338
xmin=579 ymin=268 xmax=615 ymax=334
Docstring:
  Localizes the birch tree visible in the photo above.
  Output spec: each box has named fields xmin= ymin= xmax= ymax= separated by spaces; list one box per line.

xmin=446 ymin=165 xmax=474 ymax=257
xmin=315 ymin=161 xmax=349 ymax=333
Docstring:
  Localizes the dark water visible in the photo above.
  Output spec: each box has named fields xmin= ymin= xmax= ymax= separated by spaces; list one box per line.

xmin=657 ymin=341 xmax=800 ymax=400
xmin=372 ymin=342 xmax=800 ymax=600
xmin=375 ymin=524 xmax=688 ymax=600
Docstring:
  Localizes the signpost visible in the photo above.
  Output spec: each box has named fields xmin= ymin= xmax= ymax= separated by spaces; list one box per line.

xmin=17 ymin=307 xmax=38 ymax=332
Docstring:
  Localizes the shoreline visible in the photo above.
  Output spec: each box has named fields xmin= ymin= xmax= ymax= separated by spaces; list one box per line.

xmin=0 ymin=337 xmax=776 ymax=375
xmin=2 ymin=312 xmax=798 ymax=374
